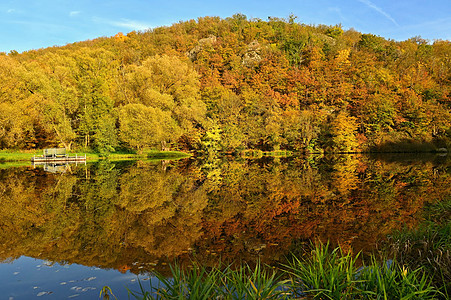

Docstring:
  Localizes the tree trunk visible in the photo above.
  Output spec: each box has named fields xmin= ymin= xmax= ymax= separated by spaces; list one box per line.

xmin=161 ymin=140 xmax=168 ymax=151
xmin=64 ymin=141 xmax=72 ymax=151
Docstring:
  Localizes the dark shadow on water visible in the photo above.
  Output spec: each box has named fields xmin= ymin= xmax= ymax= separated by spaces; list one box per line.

xmin=368 ymin=138 xmax=448 ymax=153
xmin=366 ymin=139 xmax=449 ymax=164
xmin=368 ymin=151 xmax=449 ymax=164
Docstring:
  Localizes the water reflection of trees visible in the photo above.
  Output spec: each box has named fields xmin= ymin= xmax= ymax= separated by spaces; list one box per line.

xmin=0 ymin=156 xmax=449 ymax=274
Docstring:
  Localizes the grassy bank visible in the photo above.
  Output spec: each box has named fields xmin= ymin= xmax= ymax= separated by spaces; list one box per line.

xmin=85 ymin=150 xmax=191 ymax=161
xmin=124 ymin=243 xmax=439 ymax=299
xmin=0 ymin=150 xmax=191 ymax=162
xmin=240 ymin=149 xmax=293 ymax=158
xmin=146 ymin=150 xmax=192 ymax=159
xmin=0 ymin=150 xmax=40 ymax=162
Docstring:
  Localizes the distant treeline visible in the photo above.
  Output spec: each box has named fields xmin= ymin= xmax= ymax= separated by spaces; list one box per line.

xmin=1 ymin=14 xmax=450 ymax=153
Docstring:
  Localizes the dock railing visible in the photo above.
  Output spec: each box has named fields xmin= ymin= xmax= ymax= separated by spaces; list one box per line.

xmin=31 ymin=148 xmax=86 ymax=163
xmin=44 ymin=148 xmax=67 ymax=158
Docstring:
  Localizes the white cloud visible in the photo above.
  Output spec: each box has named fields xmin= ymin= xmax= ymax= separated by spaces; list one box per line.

xmin=7 ymin=9 xmax=15 ymax=13
xmin=7 ymin=19 xmax=68 ymax=31
xmin=111 ymin=19 xmax=152 ymax=30
xmin=69 ymin=11 xmax=81 ymax=17
xmin=390 ymin=17 xmax=451 ymax=41
xmin=357 ymin=0 xmax=399 ymax=26
xmin=328 ymin=7 xmax=347 ymax=22
xmin=93 ymin=17 xmax=153 ymax=31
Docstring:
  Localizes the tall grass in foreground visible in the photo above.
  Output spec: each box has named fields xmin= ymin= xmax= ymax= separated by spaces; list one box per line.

xmin=285 ymin=243 xmax=436 ymax=299
xmin=126 ymin=243 xmax=439 ymax=299
xmin=127 ymin=262 xmax=286 ymax=300
xmin=386 ymin=198 xmax=450 ymax=298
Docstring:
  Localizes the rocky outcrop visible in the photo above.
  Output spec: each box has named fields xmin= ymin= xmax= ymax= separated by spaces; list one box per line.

xmin=241 ymin=40 xmax=262 ymax=67
xmin=187 ymin=37 xmax=263 ymax=68
xmin=186 ymin=35 xmax=217 ymax=61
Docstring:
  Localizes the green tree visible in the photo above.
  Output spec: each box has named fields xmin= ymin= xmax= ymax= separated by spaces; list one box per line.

xmin=118 ymin=103 xmax=179 ymax=151
xmin=361 ymin=93 xmax=396 ymax=138
xmin=121 ymin=55 xmax=206 ymax=150
xmin=29 ymin=51 xmax=80 ymax=149
xmin=72 ymin=48 xmax=119 ymax=152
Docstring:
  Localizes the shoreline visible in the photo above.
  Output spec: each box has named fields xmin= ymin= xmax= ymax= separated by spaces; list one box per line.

xmin=0 ymin=150 xmax=192 ymax=163
xmin=0 ymin=148 xmax=448 ymax=163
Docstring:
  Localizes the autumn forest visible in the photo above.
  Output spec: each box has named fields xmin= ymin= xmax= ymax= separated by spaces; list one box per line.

xmin=1 ymin=14 xmax=450 ymax=153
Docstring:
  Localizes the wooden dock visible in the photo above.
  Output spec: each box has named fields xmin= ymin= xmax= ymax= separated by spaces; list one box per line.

xmin=31 ymin=148 xmax=86 ymax=163
xmin=31 ymin=155 xmax=87 ymax=162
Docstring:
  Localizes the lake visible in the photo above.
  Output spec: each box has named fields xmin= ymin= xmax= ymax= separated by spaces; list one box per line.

xmin=0 ymin=154 xmax=449 ymax=299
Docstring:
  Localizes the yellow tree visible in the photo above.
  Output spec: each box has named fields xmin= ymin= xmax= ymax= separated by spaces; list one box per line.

xmin=121 ymin=55 xmax=206 ymax=150
xmin=331 ymin=111 xmax=359 ymax=152
xmin=0 ymin=55 xmax=38 ymax=148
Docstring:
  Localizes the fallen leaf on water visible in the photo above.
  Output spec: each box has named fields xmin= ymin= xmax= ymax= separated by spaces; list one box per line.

xmin=68 ymin=294 xmax=80 ymax=298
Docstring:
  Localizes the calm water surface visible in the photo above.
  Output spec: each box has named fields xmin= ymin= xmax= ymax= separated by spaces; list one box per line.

xmin=0 ymin=154 xmax=449 ymax=298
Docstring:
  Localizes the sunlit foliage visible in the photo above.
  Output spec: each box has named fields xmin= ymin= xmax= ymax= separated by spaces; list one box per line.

xmin=1 ymin=15 xmax=450 ymax=152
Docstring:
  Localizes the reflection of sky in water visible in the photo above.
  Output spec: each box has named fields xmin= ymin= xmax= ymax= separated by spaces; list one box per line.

xmin=0 ymin=256 xmax=156 ymax=299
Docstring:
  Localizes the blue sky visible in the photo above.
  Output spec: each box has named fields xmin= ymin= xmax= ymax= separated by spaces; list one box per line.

xmin=1 ymin=0 xmax=450 ymax=53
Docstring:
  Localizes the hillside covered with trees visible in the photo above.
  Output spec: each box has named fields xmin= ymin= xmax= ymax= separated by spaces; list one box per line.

xmin=1 ymin=14 xmax=450 ymax=153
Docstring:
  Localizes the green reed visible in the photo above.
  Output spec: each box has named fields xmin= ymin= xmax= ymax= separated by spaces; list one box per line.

xmin=284 ymin=242 xmax=361 ymax=299
xmin=386 ymin=198 xmax=450 ymax=299
xmin=127 ymin=243 xmax=439 ymax=300
xmin=127 ymin=262 xmax=286 ymax=300
xmin=219 ymin=263 xmax=286 ymax=299
xmin=357 ymin=257 xmax=436 ymax=300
